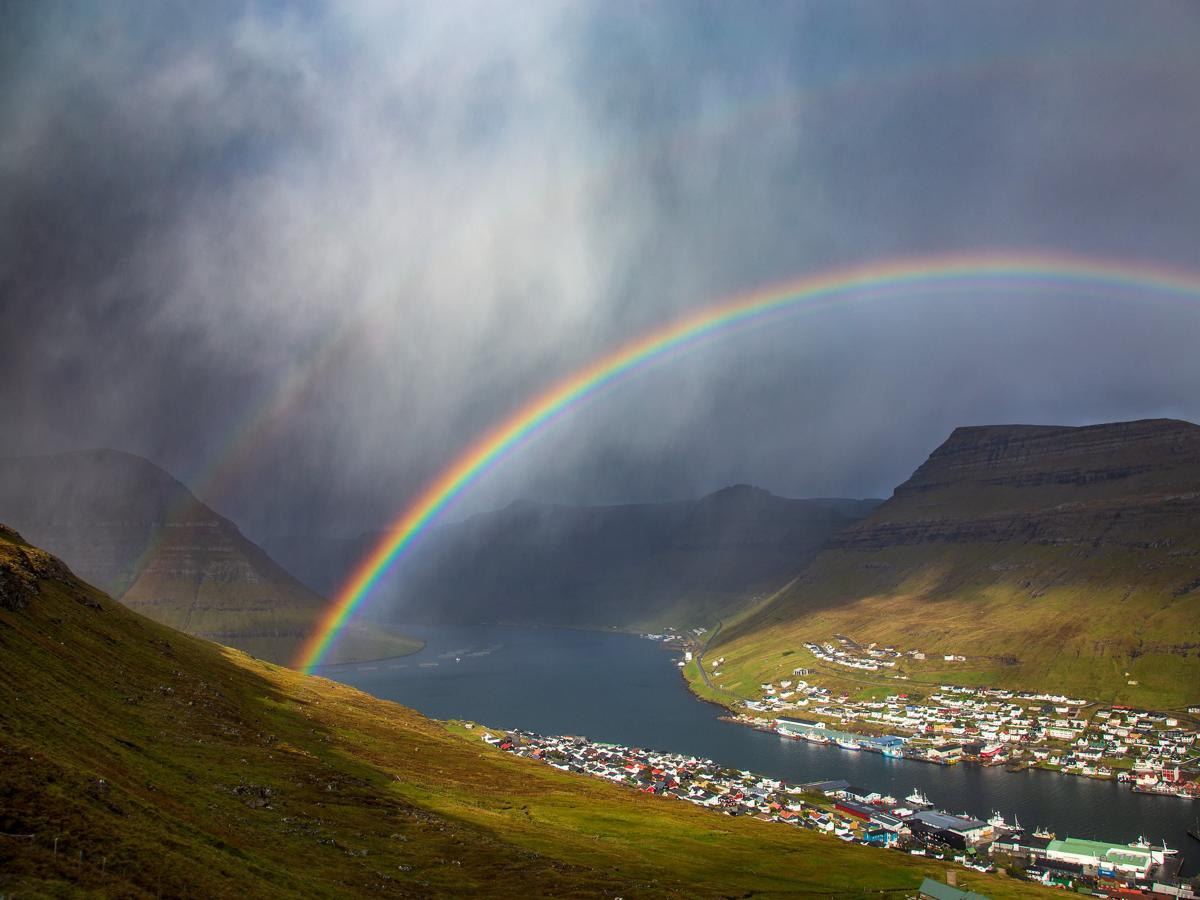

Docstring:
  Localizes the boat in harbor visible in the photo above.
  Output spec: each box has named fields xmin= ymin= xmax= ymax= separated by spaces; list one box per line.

xmin=987 ymin=811 xmax=1011 ymax=830
xmin=836 ymin=738 xmax=862 ymax=751
xmin=1131 ymin=782 xmax=1199 ymax=799
xmin=882 ymin=746 xmax=905 ymax=759
xmin=803 ymin=731 xmax=832 ymax=744
xmin=905 ymin=788 xmax=932 ymax=807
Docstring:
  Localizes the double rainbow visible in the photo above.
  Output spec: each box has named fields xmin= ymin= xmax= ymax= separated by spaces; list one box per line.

xmin=295 ymin=251 xmax=1200 ymax=671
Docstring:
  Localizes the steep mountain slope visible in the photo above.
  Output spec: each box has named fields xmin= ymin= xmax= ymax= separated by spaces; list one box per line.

xmin=715 ymin=419 xmax=1200 ymax=707
xmin=0 ymin=449 xmax=417 ymax=664
xmin=0 ymin=525 xmax=1046 ymax=898
xmin=268 ymin=487 xmax=881 ymax=630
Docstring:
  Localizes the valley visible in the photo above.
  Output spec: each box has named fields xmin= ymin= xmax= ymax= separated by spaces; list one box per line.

xmin=0 ymin=525 xmax=1047 ymax=898
xmin=267 ymin=486 xmax=880 ymax=632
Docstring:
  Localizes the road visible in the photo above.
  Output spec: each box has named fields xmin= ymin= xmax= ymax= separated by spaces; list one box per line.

xmin=693 ymin=621 xmax=743 ymax=706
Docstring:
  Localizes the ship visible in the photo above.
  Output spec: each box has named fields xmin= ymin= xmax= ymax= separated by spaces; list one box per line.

xmin=836 ymin=738 xmax=862 ymax=751
xmin=905 ymin=788 xmax=932 ymax=807
xmin=1131 ymin=782 xmax=1199 ymax=799
xmin=882 ymin=746 xmax=905 ymax=759
xmin=803 ymin=732 xmax=832 ymax=745
xmin=987 ymin=811 xmax=1011 ymax=830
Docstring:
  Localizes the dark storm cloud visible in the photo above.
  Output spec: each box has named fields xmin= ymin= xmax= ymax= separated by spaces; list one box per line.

xmin=2 ymin=0 xmax=1199 ymax=539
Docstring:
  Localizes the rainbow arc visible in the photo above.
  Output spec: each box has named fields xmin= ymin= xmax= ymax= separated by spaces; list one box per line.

xmin=295 ymin=251 xmax=1200 ymax=672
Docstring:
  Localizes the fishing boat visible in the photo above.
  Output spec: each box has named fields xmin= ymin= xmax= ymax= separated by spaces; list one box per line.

xmin=803 ymin=731 xmax=832 ymax=745
xmin=1032 ymin=826 xmax=1056 ymax=839
xmin=905 ymin=788 xmax=932 ymax=807
xmin=987 ymin=811 xmax=1011 ymax=830
xmin=836 ymin=738 xmax=862 ymax=751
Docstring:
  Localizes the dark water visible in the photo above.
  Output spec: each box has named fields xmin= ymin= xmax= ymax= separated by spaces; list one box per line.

xmin=319 ymin=624 xmax=1197 ymax=873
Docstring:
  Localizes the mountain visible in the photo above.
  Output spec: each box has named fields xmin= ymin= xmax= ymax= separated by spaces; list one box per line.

xmin=715 ymin=419 xmax=1200 ymax=707
xmin=0 ymin=525 xmax=1045 ymax=898
xmin=0 ymin=449 xmax=417 ymax=665
xmin=267 ymin=486 xmax=882 ymax=630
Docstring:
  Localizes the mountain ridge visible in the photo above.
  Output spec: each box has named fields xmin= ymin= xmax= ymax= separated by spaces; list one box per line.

xmin=0 ymin=448 xmax=418 ymax=664
xmin=714 ymin=418 xmax=1200 ymax=707
xmin=267 ymin=487 xmax=882 ymax=630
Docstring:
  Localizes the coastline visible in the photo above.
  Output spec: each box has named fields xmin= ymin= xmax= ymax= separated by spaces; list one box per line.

xmin=676 ymin=630 xmax=1200 ymax=799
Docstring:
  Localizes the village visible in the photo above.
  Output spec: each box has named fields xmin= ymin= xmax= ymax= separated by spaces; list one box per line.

xmin=476 ymin=727 xmax=1192 ymax=898
xmin=665 ymin=630 xmax=1200 ymax=799
xmin=734 ymin=677 xmax=1200 ymax=797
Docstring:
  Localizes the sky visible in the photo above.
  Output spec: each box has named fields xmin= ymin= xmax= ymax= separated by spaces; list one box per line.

xmin=2 ymin=0 xmax=1200 ymax=540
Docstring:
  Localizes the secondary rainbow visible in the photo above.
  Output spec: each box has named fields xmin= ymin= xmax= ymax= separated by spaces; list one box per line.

xmin=295 ymin=250 xmax=1200 ymax=671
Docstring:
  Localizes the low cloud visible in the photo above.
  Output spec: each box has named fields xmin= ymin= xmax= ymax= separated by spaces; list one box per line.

xmin=2 ymin=1 xmax=1199 ymax=539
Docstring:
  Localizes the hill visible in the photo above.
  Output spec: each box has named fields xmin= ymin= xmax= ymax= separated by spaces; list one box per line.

xmin=267 ymin=487 xmax=881 ymax=630
xmin=0 ymin=449 xmax=417 ymax=665
xmin=713 ymin=419 xmax=1200 ymax=708
xmin=0 ymin=524 xmax=1048 ymax=898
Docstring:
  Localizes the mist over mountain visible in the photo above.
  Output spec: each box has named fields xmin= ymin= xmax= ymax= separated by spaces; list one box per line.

xmin=3 ymin=2 xmax=1200 ymax=539
xmin=0 ymin=449 xmax=417 ymax=664
xmin=267 ymin=486 xmax=880 ymax=629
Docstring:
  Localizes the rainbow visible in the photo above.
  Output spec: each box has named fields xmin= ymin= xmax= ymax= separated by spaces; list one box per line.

xmin=151 ymin=40 xmax=1146 ymax=519
xmin=294 ymin=251 xmax=1200 ymax=671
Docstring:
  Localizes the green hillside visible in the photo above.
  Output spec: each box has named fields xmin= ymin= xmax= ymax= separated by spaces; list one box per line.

xmin=712 ymin=419 xmax=1200 ymax=709
xmin=0 ymin=524 xmax=1050 ymax=898
xmin=0 ymin=449 xmax=417 ymax=665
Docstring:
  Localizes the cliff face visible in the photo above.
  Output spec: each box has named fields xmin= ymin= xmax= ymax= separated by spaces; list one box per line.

xmin=718 ymin=419 xmax=1200 ymax=706
xmin=0 ymin=450 xmax=417 ymax=664
xmin=833 ymin=419 xmax=1200 ymax=559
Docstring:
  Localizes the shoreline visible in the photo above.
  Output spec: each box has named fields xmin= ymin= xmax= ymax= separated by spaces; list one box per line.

xmin=679 ymin=634 xmax=1200 ymax=799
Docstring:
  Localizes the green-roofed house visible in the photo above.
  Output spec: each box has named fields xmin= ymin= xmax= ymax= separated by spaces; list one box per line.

xmin=917 ymin=877 xmax=990 ymax=900
xmin=1044 ymin=837 xmax=1157 ymax=878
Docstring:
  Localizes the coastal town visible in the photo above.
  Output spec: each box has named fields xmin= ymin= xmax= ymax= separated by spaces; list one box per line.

xmin=647 ymin=628 xmax=1200 ymax=800
xmin=477 ymin=727 xmax=1193 ymax=898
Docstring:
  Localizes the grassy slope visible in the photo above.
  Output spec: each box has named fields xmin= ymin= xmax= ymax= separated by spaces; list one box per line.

xmin=708 ymin=544 xmax=1200 ymax=709
xmin=0 ymin=527 xmax=1051 ymax=898
xmin=711 ymin=422 xmax=1200 ymax=709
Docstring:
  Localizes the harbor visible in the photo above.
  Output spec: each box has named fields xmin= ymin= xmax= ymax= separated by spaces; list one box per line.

xmin=321 ymin=623 xmax=1200 ymax=874
xmin=480 ymin=727 xmax=1189 ymax=896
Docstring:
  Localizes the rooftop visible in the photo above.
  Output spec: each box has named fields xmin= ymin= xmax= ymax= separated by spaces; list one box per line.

xmin=1047 ymin=837 xmax=1153 ymax=868
xmin=918 ymin=877 xmax=991 ymax=900
xmin=912 ymin=811 xmax=988 ymax=833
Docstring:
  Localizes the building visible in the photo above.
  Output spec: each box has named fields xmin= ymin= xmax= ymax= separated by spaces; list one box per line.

xmin=1043 ymin=837 xmax=1159 ymax=879
xmin=917 ymin=877 xmax=991 ymax=900
xmin=927 ymin=744 xmax=964 ymax=764
xmin=908 ymin=811 xmax=992 ymax=849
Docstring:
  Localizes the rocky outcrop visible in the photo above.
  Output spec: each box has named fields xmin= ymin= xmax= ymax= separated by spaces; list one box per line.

xmin=831 ymin=419 xmax=1200 ymax=562
xmin=0 ymin=526 xmax=72 ymax=610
